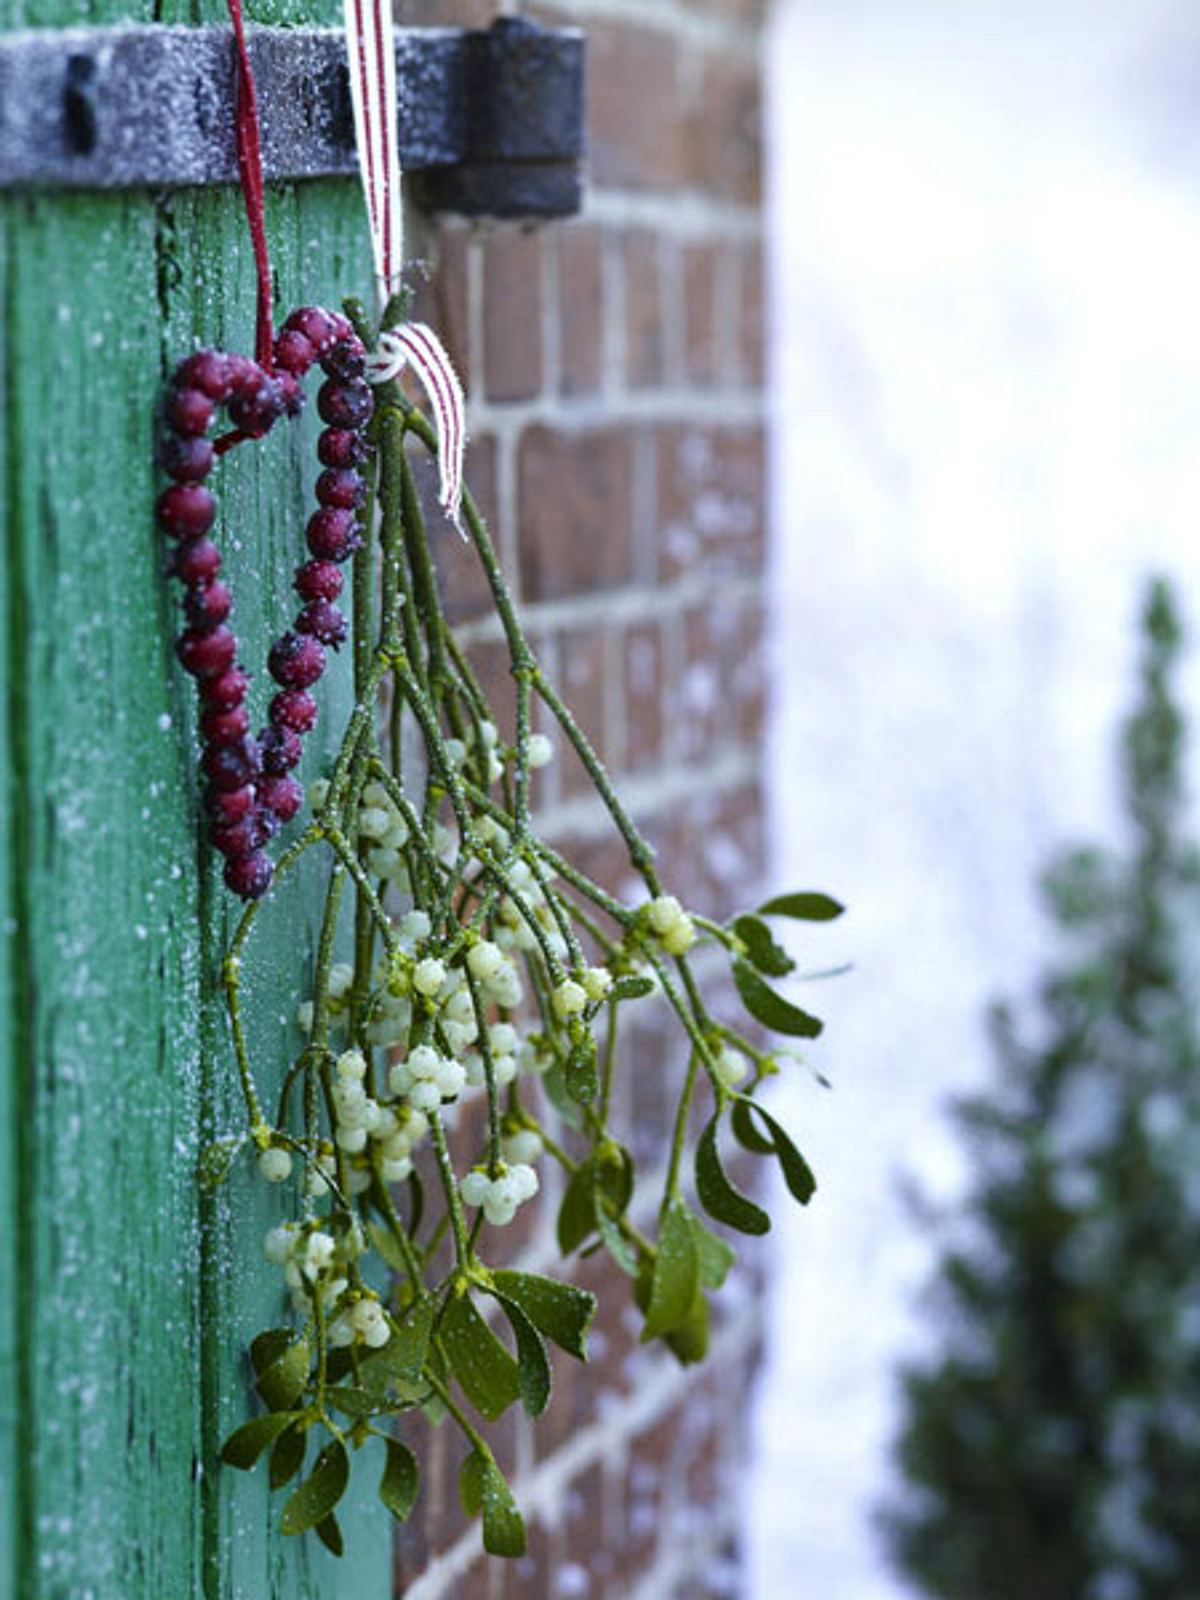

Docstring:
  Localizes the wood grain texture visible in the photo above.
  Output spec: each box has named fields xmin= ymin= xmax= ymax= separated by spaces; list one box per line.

xmin=1 ymin=1 xmax=394 ymax=1595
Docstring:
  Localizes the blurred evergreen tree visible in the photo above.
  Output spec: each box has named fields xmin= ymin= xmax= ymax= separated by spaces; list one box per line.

xmin=881 ymin=579 xmax=1200 ymax=1600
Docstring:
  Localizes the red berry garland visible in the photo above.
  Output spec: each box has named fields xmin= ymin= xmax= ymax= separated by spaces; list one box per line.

xmin=158 ymin=306 xmax=374 ymax=901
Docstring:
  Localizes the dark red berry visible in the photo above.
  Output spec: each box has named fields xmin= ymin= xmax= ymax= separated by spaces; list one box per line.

xmin=200 ymin=703 xmax=249 ymax=744
xmin=157 ymin=484 xmax=215 ymax=539
xmin=165 ymin=387 xmax=215 ymax=436
xmin=228 ymin=377 xmax=286 ymax=437
xmin=294 ymin=559 xmax=345 ymax=602
xmin=202 ymin=666 xmax=250 ymax=711
xmin=211 ymin=814 xmax=271 ymax=858
xmin=224 ymin=850 xmax=273 ymax=899
xmin=316 ymin=468 xmax=365 ymax=509
xmin=318 ymin=379 xmax=372 ymax=429
xmin=260 ymin=725 xmax=304 ymax=774
xmin=270 ymin=688 xmax=318 ymax=732
xmin=306 ymin=507 xmax=360 ymax=562
xmin=205 ymin=783 xmax=256 ymax=823
xmin=161 ymin=436 xmax=214 ymax=483
xmin=322 ymin=337 xmax=367 ymax=381
xmin=276 ymin=372 xmax=305 ymax=418
xmin=185 ymin=580 xmax=232 ymax=631
xmin=273 ymin=329 xmax=316 ymax=376
xmin=284 ymin=306 xmax=337 ymax=357
xmin=268 ymin=632 xmax=326 ymax=689
xmin=258 ymin=773 xmax=304 ymax=822
xmin=297 ymin=599 xmax=347 ymax=647
xmin=327 ymin=310 xmax=354 ymax=342
xmin=171 ymin=538 xmax=222 ymax=586
xmin=226 ymin=355 xmax=263 ymax=395
xmin=177 ymin=351 xmax=233 ymax=402
xmin=203 ymin=736 xmax=261 ymax=790
xmin=318 ymin=428 xmax=369 ymax=469
xmin=177 ymin=626 xmax=237 ymax=679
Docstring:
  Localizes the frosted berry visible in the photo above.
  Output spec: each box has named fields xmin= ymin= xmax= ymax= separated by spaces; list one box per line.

xmin=316 ymin=468 xmax=365 ymax=509
xmin=177 ymin=350 xmax=233 ymax=402
xmin=203 ymin=736 xmax=261 ymax=790
xmin=200 ymin=703 xmax=249 ymax=745
xmin=327 ymin=309 xmax=354 ymax=342
xmin=177 ymin=625 xmax=237 ymax=679
xmin=306 ymin=507 xmax=360 ymax=562
xmin=157 ymin=483 xmax=215 ymax=539
xmin=171 ymin=537 xmax=221 ymax=585
xmin=210 ymin=814 xmax=270 ymax=858
xmin=269 ymin=632 xmax=325 ymax=689
xmin=296 ymin=599 xmax=347 ymax=647
xmin=318 ymin=428 xmax=369 ymax=469
xmin=166 ymin=387 xmax=215 ymax=436
xmin=318 ymin=379 xmax=372 ymax=429
xmin=224 ymin=850 xmax=273 ymax=899
xmin=258 ymin=773 xmax=304 ymax=822
xmin=270 ymin=689 xmax=318 ymax=732
xmin=205 ymin=783 xmax=256 ymax=824
xmin=283 ymin=306 xmax=337 ymax=358
xmin=323 ymin=337 xmax=367 ymax=381
xmin=161 ymin=436 xmax=214 ymax=483
xmin=295 ymin=559 xmax=344 ymax=602
xmin=276 ymin=371 xmax=305 ymax=418
xmin=260 ymin=725 xmax=303 ymax=774
xmin=273 ymin=329 xmax=315 ymax=376
xmin=228 ymin=376 xmax=285 ymax=437
xmin=202 ymin=666 xmax=250 ymax=711
xmin=184 ymin=580 xmax=232 ymax=631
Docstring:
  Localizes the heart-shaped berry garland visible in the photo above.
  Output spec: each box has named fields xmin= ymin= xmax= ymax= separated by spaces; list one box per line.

xmin=157 ymin=305 xmax=374 ymax=902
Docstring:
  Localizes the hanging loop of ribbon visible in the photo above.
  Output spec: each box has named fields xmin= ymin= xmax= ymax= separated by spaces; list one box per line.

xmin=226 ymin=0 xmax=274 ymax=372
xmin=342 ymin=0 xmax=467 ymax=531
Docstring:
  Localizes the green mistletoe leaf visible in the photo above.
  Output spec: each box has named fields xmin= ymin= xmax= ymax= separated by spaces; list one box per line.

xmin=256 ymin=1339 xmax=311 ymax=1413
xmin=491 ymin=1270 xmax=596 ymax=1360
xmin=459 ymin=1449 xmax=527 ymax=1558
xmin=557 ymin=1161 xmax=598 ymax=1254
xmin=280 ymin=1438 xmax=349 ymax=1536
xmin=695 ymin=1114 xmax=770 ymax=1236
xmin=490 ymin=1291 xmax=552 ymax=1417
xmin=733 ymin=1097 xmax=817 ymax=1206
xmin=730 ymin=1096 xmax=776 ymax=1154
xmin=379 ymin=1436 xmax=420 ymax=1523
xmin=641 ymin=1199 xmax=700 ymax=1341
xmin=733 ymin=959 xmax=824 ymax=1039
xmin=690 ymin=1212 xmax=736 ymax=1290
xmin=731 ymin=913 xmax=795 ymax=978
xmin=440 ymin=1293 xmax=520 ymax=1422
xmin=315 ymin=1512 xmax=344 ymax=1557
xmin=220 ymin=1410 xmax=302 ymax=1471
xmin=610 ymin=973 xmax=656 ymax=1001
xmin=269 ymin=1422 xmax=307 ymax=1490
xmin=757 ymin=890 xmax=844 ymax=922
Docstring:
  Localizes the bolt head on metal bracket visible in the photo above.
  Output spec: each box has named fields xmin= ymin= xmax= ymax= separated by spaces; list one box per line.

xmin=0 ymin=17 xmax=585 ymax=219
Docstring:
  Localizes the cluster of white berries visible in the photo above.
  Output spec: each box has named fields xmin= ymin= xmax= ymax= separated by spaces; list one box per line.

xmin=645 ymin=894 xmax=697 ymax=957
xmin=552 ymin=966 xmax=614 ymax=1020
xmin=460 ymin=1161 xmax=539 ymax=1226
xmin=263 ymin=1222 xmax=351 ymax=1315
xmin=328 ymin=1295 xmax=390 ymax=1350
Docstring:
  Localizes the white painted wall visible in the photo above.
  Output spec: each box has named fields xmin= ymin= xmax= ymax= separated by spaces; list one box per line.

xmin=749 ymin=3 xmax=1200 ymax=1595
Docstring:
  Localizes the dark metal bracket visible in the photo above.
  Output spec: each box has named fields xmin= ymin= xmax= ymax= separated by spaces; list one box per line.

xmin=0 ymin=16 xmax=585 ymax=218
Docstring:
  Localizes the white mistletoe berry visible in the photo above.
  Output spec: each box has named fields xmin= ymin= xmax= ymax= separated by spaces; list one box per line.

xmin=257 ymin=1146 xmax=293 ymax=1184
xmin=553 ymin=979 xmax=588 ymax=1019
xmin=526 ymin=733 xmax=553 ymax=768
xmin=412 ymin=958 xmax=446 ymax=997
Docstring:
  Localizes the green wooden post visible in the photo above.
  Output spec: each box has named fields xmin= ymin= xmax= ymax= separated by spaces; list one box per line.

xmin=0 ymin=3 xmax=391 ymax=1595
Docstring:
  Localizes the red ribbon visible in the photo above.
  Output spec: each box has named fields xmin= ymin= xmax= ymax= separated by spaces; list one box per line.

xmin=226 ymin=0 xmax=274 ymax=372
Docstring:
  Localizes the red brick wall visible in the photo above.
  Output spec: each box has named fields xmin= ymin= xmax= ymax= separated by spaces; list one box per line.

xmin=395 ymin=2 xmax=767 ymax=1594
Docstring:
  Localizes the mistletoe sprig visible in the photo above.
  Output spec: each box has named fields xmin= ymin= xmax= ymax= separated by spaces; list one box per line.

xmin=168 ymin=295 xmax=842 ymax=1560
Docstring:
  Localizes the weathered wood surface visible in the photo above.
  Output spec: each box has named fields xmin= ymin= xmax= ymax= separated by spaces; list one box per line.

xmin=0 ymin=1 xmax=391 ymax=1595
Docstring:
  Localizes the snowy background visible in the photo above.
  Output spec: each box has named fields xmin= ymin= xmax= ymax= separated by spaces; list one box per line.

xmin=748 ymin=2 xmax=1200 ymax=1596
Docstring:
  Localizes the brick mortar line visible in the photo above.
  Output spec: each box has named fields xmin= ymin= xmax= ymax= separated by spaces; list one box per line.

xmin=452 ymin=570 xmax=763 ymax=651
xmin=538 ymin=745 xmax=759 ymax=842
xmin=401 ymin=1302 xmax=764 ymax=1600
xmin=531 ymin=0 xmax=763 ymax=59
xmin=624 ymin=1509 xmax=743 ymax=1600
xmin=465 ymin=386 xmax=765 ymax=437
xmin=581 ymin=184 xmax=764 ymax=241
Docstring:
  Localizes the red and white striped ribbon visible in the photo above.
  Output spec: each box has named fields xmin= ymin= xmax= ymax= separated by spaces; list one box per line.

xmin=343 ymin=0 xmax=403 ymax=304
xmin=343 ymin=0 xmax=468 ymax=530
xmin=367 ymin=324 xmax=467 ymax=534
